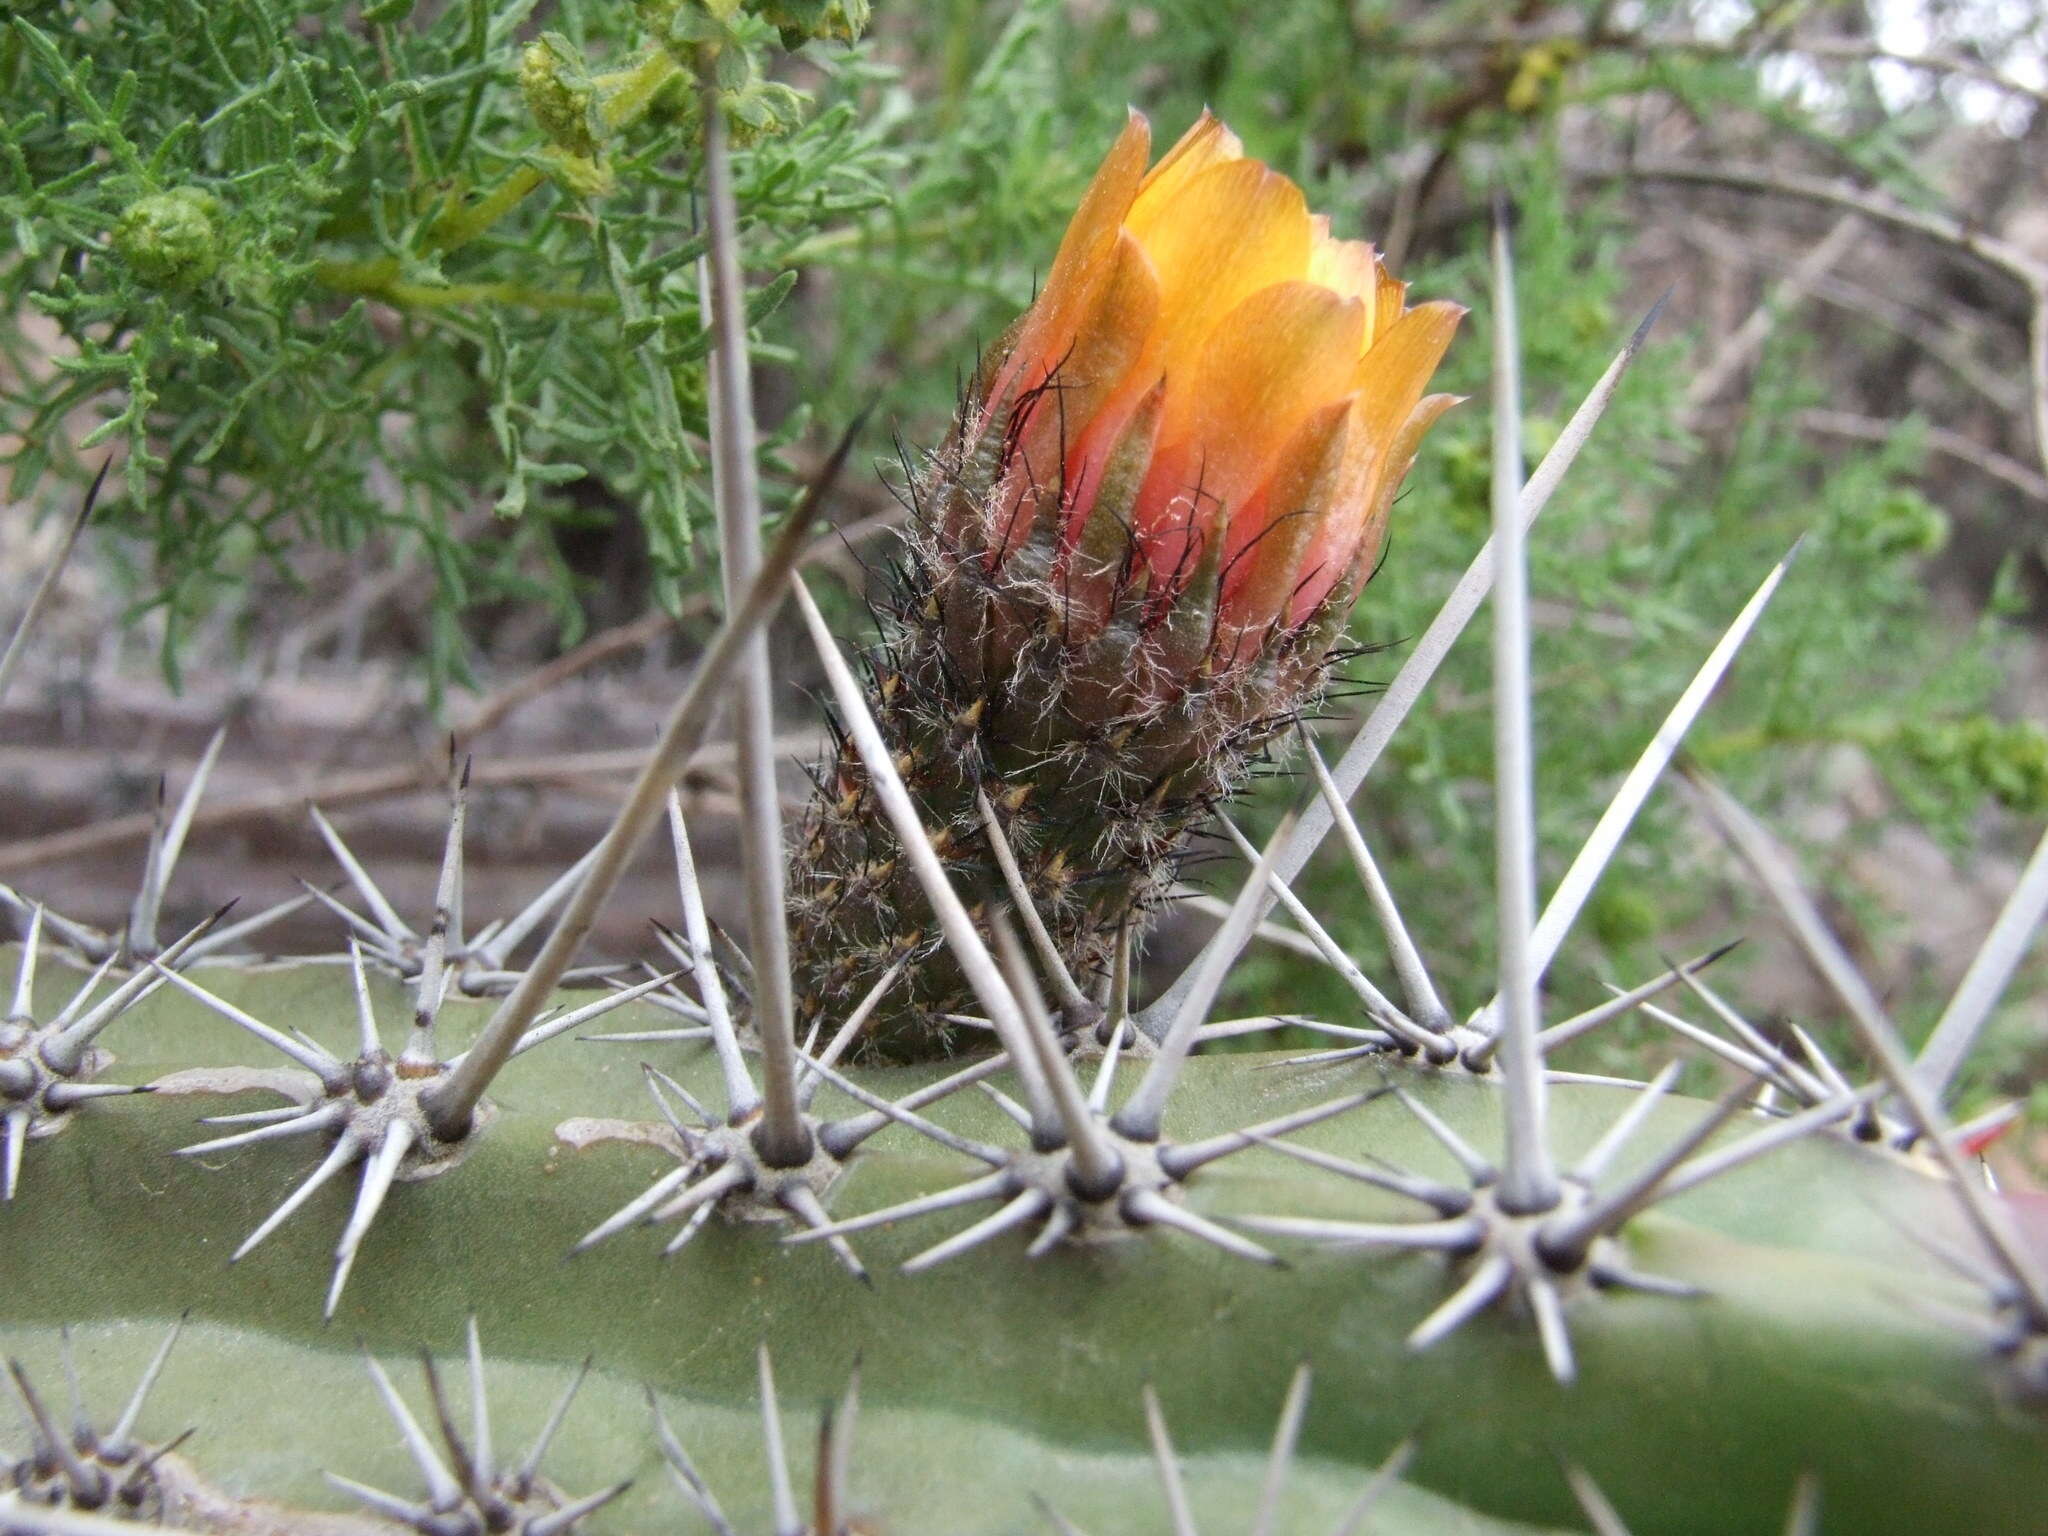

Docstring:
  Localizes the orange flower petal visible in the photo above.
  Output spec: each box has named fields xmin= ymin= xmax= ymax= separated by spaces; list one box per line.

xmin=1373 ymin=261 xmax=1408 ymax=341
xmin=1047 ymin=230 xmax=1161 ymax=428
xmin=974 ymin=108 xmax=1464 ymax=646
xmin=994 ymin=110 xmax=1152 ymax=408
xmin=1002 ymin=231 xmax=1162 ymax=550
xmin=1307 ymin=228 xmax=1381 ymax=323
xmin=1403 ymin=390 xmax=1464 ymax=440
xmin=1054 ymin=156 xmax=1317 ymax=547
xmin=1219 ymin=396 xmax=1354 ymax=650
xmin=1285 ymin=392 xmax=1382 ymax=583
xmin=1165 ymin=281 xmax=1365 ymax=475
xmin=1351 ymin=299 xmax=1465 ymax=459
xmin=1298 ymin=299 xmax=1456 ymax=553
xmin=1291 ymin=387 xmax=1462 ymax=625
xmin=1042 ymin=110 xmax=1153 ymax=303
xmin=1131 ymin=109 xmax=1243 ymax=218
xmin=1369 ymin=390 xmax=1461 ymax=522
xmin=1131 ymin=280 xmax=1364 ymax=584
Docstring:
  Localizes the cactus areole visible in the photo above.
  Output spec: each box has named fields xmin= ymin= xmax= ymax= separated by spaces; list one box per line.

xmin=792 ymin=111 xmax=1464 ymax=1052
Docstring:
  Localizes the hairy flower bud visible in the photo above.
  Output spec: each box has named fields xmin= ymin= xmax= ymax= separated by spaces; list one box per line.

xmin=793 ymin=112 xmax=1462 ymax=1053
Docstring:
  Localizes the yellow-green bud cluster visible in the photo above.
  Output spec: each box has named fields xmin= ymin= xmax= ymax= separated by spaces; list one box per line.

xmin=757 ymin=0 xmax=871 ymax=47
xmin=520 ymin=34 xmax=603 ymax=160
xmin=639 ymin=1 xmax=819 ymax=143
xmin=110 ymin=189 xmax=222 ymax=292
xmin=1904 ymin=716 xmax=2048 ymax=815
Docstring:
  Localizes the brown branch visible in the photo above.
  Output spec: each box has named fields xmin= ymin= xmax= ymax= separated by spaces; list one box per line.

xmin=1581 ymin=157 xmax=2043 ymax=287
xmin=1385 ymin=22 xmax=2048 ymax=108
xmin=0 ymin=502 xmax=896 ymax=878
xmin=1800 ymin=272 xmax=2026 ymax=418
xmin=1675 ymin=212 xmax=2024 ymax=416
xmin=1799 ymin=409 xmax=2048 ymax=504
xmin=0 ymin=732 xmax=825 ymax=877
xmin=1584 ymin=155 xmax=2048 ymax=492
xmin=454 ymin=604 xmax=702 ymax=745
xmin=454 ymin=507 xmax=901 ymax=746
xmin=0 ymin=758 xmax=426 ymax=873
xmin=1681 ymin=213 xmax=1865 ymax=421
xmin=0 ymin=423 xmax=910 ymax=877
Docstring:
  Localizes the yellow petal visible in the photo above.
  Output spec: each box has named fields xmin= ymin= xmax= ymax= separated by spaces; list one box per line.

xmin=1162 ymin=281 xmax=1364 ymax=472
xmin=1131 ymin=110 xmax=1243 ymax=220
xmin=1057 ymin=157 xmax=1317 ymax=536
xmin=1373 ymin=260 xmax=1408 ymax=341
xmin=1351 ymin=300 xmax=1464 ymax=464
xmin=1306 ymin=229 xmax=1381 ymax=321
xmin=1042 ymin=110 xmax=1153 ymax=307
xmin=1363 ymin=390 xmax=1461 ymax=538
xmin=1130 ymin=280 xmax=1364 ymax=585
xmin=968 ymin=104 xmax=1470 ymax=645
xmin=1126 ymin=158 xmax=1314 ymax=392
xmin=1003 ymin=231 xmax=1162 ymax=548
xmin=1047 ymin=230 xmax=1162 ymax=428
xmin=1306 ymin=299 xmax=1455 ymax=540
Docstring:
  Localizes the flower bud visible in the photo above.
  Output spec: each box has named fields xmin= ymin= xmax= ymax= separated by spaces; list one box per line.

xmin=520 ymin=35 xmax=602 ymax=160
xmin=757 ymin=0 xmax=870 ymax=47
xmin=111 ymin=189 xmax=223 ymax=292
xmin=793 ymin=112 xmax=1461 ymax=1053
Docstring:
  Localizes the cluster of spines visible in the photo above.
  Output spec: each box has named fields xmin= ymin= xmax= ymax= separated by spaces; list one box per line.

xmin=4 ymin=1321 xmax=189 ymax=1528
xmin=1 ymin=1320 xmax=627 ymax=1536
xmin=6 ymin=1329 xmax=1837 ymax=1536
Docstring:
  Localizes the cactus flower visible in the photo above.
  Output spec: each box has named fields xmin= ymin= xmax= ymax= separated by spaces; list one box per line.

xmin=793 ymin=111 xmax=1462 ymax=1051
xmin=982 ymin=109 xmax=1464 ymax=654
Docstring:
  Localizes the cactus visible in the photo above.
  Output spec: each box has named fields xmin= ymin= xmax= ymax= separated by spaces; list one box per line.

xmin=7 ymin=90 xmax=2048 ymax=1536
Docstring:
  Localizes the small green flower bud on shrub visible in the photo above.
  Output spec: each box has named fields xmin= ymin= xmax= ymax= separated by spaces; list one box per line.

xmin=111 ymin=189 xmax=222 ymax=291
xmin=520 ymin=34 xmax=603 ymax=159
xmin=1902 ymin=717 xmax=2048 ymax=816
xmin=1848 ymin=489 xmax=1950 ymax=560
xmin=646 ymin=71 xmax=701 ymax=127
xmin=648 ymin=0 xmax=739 ymax=70
xmin=723 ymin=78 xmax=807 ymax=143
xmin=635 ymin=2 xmax=811 ymax=139
xmin=756 ymin=0 xmax=870 ymax=47
xmin=544 ymin=149 xmax=616 ymax=200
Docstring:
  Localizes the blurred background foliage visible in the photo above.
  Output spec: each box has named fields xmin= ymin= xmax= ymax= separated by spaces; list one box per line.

xmin=3 ymin=2 xmax=2045 ymax=1150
